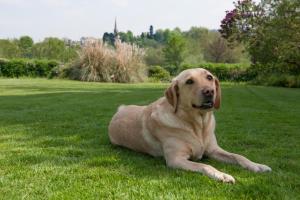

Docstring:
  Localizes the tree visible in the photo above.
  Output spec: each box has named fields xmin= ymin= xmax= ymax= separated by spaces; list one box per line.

xmin=163 ymin=32 xmax=186 ymax=73
xmin=32 ymin=37 xmax=77 ymax=62
xmin=220 ymin=0 xmax=300 ymax=71
xmin=102 ymin=32 xmax=115 ymax=45
xmin=33 ymin=37 xmax=65 ymax=60
xmin=183 ymin=27 xmax=210 ymax=63
xmin=126 ymin=31 xmax=134 ymax=43
xmin=154 ymin=29 xmax=165 ymax=43
xmin=173 ymin=27 xmax=182 ymax=34
xmin=153 ymin=29 xmax=172 ymax=44
xmin=203 ymin=32 xmax=243 ymax=63
xmin=119 ymin=32 xmax=129 ymax=42
xmin=144 ymin=47 xmax=165 ymax=66
xmin=18 ymin=36 xmax=33 ymax=58
xmin=204 ymin=37 xmax=227 ymax=63
xmin=0 ymin=39 xmax=20 ymax=58
xmin=149 ymin=25 xmax=154 ymax=39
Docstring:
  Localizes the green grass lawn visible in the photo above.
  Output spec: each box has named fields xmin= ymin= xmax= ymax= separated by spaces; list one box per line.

xmin=0 ymin=78 xmax=299 ymax=200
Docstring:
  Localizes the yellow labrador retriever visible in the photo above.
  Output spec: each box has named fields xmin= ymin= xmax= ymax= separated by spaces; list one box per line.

xmin=108 ymin=68 xmax=271 ymax=183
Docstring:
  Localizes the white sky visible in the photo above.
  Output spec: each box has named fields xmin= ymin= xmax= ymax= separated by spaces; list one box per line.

xmin=0 ymin=0 xmax=259 ymax=42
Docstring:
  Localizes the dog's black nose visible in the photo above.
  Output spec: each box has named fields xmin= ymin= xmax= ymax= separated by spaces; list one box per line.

xmin=202 ymin=88 xmax=214 ymax=97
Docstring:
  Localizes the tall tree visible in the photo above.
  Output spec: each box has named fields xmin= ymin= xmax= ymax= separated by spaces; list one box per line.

xmin=204 ymin=37 xmax=227 ymax=63
xmin=163 ymin=32 xmax=186 ymax=73
xmin=149 ymin=25 xmax=154 ymax=39
xmin=183 ymin=27 xmax=210 ymax=63
xmin=18 ymin=36 xmax=33 ymax=58
xmin=102 ymin=32 xmax=115 ymax=45
xmin=126 ymin=31 xmax=134 ymax=43
xmin=154 ymin=29 xmax=165 ymax=43
xmin=0 ymin=39 xmax=20 ymax=58
xmin=32 ymin=37 xmax=77 ymax=62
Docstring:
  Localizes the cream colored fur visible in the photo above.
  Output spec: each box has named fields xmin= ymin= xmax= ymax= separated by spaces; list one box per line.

xmin=108 ymin=68 xmax=271 ymax=183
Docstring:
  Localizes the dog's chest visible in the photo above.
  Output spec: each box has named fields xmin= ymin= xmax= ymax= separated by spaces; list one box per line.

xmin=189 ymin=119 xmax=211 ymax=160
xmin=188 ymin=130 xmax=204 ymax=160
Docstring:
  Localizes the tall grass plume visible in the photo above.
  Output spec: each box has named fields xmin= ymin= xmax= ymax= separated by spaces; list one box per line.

xmin=68 ymin=39 xmax=146 ymax=83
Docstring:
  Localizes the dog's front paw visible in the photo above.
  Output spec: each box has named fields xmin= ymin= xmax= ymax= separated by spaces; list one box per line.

xmin=248 ymin=163 xmax=272 ymax=173
xmin=211 ymin=172 xmax=235 ymax=183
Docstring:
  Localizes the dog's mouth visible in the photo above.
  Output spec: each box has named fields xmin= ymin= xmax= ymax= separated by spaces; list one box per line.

xmin=192 ymin=101 xmax=214 ymax=109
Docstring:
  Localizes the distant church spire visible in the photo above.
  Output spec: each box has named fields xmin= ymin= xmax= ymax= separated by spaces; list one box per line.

xmin=114 ymin=17 xmax=118 ymax=37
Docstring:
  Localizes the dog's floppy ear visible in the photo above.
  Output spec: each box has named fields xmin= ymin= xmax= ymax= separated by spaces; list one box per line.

xmin=165 ymin=80 xmax=179 ymax=113
xmin=214 ymin=78 xmax=221 ymax=109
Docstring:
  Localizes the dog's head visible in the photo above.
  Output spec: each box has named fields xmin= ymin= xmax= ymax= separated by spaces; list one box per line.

xmin=165 ymin=68 xmax=221 ymax=113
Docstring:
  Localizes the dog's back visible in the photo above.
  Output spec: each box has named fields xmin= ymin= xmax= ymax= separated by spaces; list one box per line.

xmin=108 ymin=105 xmax=151 ymax=153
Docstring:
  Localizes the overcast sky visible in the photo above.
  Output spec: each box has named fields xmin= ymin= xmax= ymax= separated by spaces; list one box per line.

xmin=0 ymin=0 xmax=249 ymax=42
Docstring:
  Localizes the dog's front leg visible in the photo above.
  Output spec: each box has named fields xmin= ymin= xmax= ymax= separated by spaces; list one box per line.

xmin=207 ymin=147 xmax=272 ymax=173
xmin=163 ymin=141 xmax=235 ymax=183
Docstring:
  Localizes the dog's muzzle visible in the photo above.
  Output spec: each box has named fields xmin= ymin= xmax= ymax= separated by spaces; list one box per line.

xmin=192 ymin=100 xmax=214 ymax=109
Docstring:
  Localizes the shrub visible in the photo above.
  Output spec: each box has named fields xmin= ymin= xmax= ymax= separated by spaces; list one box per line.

xmin=113 ymin=40 xmax=146 ymax=82
xmin=0 ymin=58 xmax=8 ymax=76
xmin=148 ymin=66 xmax=171 ymax=82
xmin=68 ymin=40 xmax=146 ymax=83
xmin=47 ymin=64 xmax=68 ymax=79
xmin=252 ymin=74 xmax=300 ymax=88
xmin=0 ymin=59 xmax=59 ymax=78
xmin=180 ymin=63 xmax=250 ymax=81
xmin=246 ymin=62 xmax=300 ymax=87
xmin=247 ymin=63 xmax=300 ymax=78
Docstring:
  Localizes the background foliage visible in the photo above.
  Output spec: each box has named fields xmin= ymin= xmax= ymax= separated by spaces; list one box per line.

xmin=0 ymin=0 xmax=299 ymax=87
xmin=219 ymin=0 xmax=300 ymax=86
xmin=0 ymin=58 xmax=59 ymax=78
xmin=0 ymin=37 xmax=79 ymax=63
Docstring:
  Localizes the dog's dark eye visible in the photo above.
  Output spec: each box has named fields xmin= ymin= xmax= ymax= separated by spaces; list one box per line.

xmin=186 ymin=79 xmax=194 ymax=84
xmin=207 ymin=75 xmax=213 ymax=81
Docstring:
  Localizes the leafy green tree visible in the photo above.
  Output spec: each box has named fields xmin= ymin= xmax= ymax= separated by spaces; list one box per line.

xmin=119 ymin=32 xmax=129 ymax=42
xmin=144 ymin=47 xmax=165 ymax=66
xmin=163 ymin=32 xmax=186 ymax=73
xmin=103 ymin=32 xmax=115 ymax=45
xmin=173 ymin=27 xmax=182 ymax=34
xmin=183 ymin=27 xmax=210 ymax=64
xmin=126 ymin=31 xmax=134 ymax=43
xmin=18 ymin=36 xmax=33 ymax=58
xmin=33 ymin=37 xmax=65 ymax=60
xmin=154 ymin=29 xmax=165 ymax=43
xmin=32 ymin=37 xmax=77 ymax=62
xmin=162 ymin=29 xmax=172 ymax=43
xmin=152 ymin=29 xmax=172 ymax=44
xmin=0 ymin=39 xmax=20 ymax=58
xmin=220 ymin=0 xmax=300 ymax=71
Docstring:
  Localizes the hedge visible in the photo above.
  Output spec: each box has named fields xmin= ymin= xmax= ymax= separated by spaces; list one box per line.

xmin=248 ymin=63 xmax=300 ymax=87
xmin=180 ymin=63 xmax=251 ymax=81
xmin=0 ymin=58 xmax=59 ymax=77
xmin=1 ymin=58 xmax=298 ymax=87
xmin=180 ymin=62 xmax=300 ymax=87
